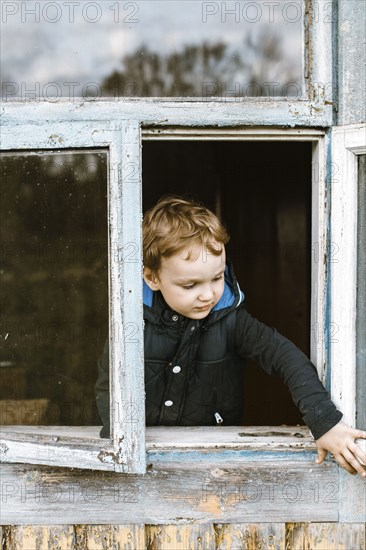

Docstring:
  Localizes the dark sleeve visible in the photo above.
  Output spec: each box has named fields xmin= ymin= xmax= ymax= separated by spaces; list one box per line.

xmin=94 ymin=338 xmax=110 ymax=438
xmin=234 ymin=306 xmax=343 ymax=440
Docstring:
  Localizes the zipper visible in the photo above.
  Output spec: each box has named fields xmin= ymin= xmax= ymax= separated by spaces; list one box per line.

xmin=214 ymin=412 xmax=224 ymax=424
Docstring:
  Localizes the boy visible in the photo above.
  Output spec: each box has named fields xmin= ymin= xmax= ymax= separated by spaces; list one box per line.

xmin=95 ymin=195 xmax=366 ymax=477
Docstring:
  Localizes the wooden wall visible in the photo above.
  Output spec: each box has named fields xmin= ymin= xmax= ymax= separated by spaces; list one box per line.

xmin=1 ymin=523 xmax=365 ymax=549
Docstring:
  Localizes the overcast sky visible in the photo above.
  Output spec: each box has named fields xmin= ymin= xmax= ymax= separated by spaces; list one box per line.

xmin=1 ymin=0 xmax=303 ymax=96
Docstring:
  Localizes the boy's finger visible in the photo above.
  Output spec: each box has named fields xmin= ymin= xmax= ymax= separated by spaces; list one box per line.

xmin=355 ymin=438 xmax=366 ymax=463
xmin=334 ymin=454 xmax=357 ymax=476
xmin=349 ymin=443 xmax=366 ymax=468
xmin=354 ymin=429 xmax=366 ymax=439
xmin=342 ymin=449 xmax=366 ymax=477
xmin=316 ymin=448 xmax=327 ymax=464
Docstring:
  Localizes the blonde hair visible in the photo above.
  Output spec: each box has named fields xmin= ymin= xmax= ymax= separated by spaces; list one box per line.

xmin=143 ymin=195 xmax=229 ymax=274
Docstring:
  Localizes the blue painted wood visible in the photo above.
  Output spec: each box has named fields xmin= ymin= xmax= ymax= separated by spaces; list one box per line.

xmin=147 ymin=450 xmax=318 ymax=463
xmin=0 ymin=99 xmax=333 ymax=128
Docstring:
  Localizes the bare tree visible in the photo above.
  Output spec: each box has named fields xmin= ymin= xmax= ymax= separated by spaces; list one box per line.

xmin=102 ymin=28 xmax=299 ymax=98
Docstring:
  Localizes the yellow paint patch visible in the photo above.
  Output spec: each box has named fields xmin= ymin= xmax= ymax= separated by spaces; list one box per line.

xmin=197 ymin=494 xmax=222 ymax=516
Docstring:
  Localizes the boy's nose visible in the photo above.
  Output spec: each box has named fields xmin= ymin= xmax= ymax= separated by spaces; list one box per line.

xmin=199 ymin=285 xmax=214 ymax=301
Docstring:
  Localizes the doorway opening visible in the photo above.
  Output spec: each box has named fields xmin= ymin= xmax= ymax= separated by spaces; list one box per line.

xmin=142 ymin=139 xmax=312 ymax=426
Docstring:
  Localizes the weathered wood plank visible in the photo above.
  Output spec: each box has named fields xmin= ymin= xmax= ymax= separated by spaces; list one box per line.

xmin=0 ymin=437 xmax=116 ymax=471
xmin=74 ymin=524 xmax=146 ymax=550
xmin=0 ymin=462 xmax=338 ymax=525
xmin=112 ymin=525 xmax=146 ymax=550
xmin=338 ymin=468 xmax=366 ymax=522
xmin=6 ymin=525 xmax=75 ymax=549
xmin=0 ymin=121 xmax=122 ymax=150
xmin=307 ymin=0 xmax=333 ymax=105
xmin=0 ymin=425 xmax=319 ymax=472
xmin=310 ymin=133 xmax=329 ymax=383
xmin=147 ymin=524 xmax=216 ymax=550
xmin=286 ymin=522 xmax=307 ymax=550
xmin=331 ymin=124 xmax=366 ymax=521
xmin=108 ymin=119 xmax=145 ymax=474
xmin=76 ymin=525 xmax=112 ymax=549
xmin=142 ymin=128 xmax=325 ymax=140
xmin=1 ymin=524 xmax=364 ymax=550
xmin=0 ymin=425 xmax=315 ymax=450
xmin=0 ymin=425 xmax=103 ymax=445
xmin=331 ymin=125 xmax=360 ymax=427
xmin=1 ymin=125 xmax=327 ymax=150
xmin=215 ymin=523 xmax=286 ymax=550
xmin=146 ymin=426 xmax=316 ymax=451
xmin=286 ymin=522 xmax=366 ymax=550
xmin=0 ymin=99 xmax=333 ymax=128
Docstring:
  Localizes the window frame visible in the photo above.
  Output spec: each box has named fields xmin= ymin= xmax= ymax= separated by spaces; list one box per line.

xmin=329 ymin=123 xmax=366 ymax=522
xmin=0 ymin=120 xmax=146 ymax=473
xmin=0 ymin=2 xmax=336 ymax=471
xmin=1 ymin=116 xmax=331 ymax=473
xmin=330 ymin=124 xmax=366 ymax=428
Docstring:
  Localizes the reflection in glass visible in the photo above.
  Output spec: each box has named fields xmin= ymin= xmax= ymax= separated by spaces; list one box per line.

xmin=1 ymin=0 xmax=304 ymax=99
xmin=0 ymin=151 xmax=108 ymax=426
xmin=356 ymin=154 xmax=366 ymax=429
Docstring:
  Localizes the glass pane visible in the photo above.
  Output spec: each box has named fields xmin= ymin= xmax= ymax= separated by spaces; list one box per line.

xmin=1 ymin=0 xmax=304 ymax=99
xmin=0 ymin=150 xmax=108 ymax=426
xmin=356 ymin=154 xmax=366 ymax=429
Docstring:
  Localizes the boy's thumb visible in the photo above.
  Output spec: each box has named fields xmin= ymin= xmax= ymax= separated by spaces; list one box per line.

xmin=316 ymin=448 xmax=327 ymax=464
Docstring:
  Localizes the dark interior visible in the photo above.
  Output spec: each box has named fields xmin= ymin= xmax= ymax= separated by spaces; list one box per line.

xmin=0 ymin=140 xmax=311 ymax=427
xmin=142 ymin=139 xmax=312 ymax=426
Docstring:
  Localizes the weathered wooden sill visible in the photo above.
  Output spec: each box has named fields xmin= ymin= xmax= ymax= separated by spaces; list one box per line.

xmin=0 ymin=426 xmax=343 ymax=524
xmin=147 ymin=425 xmax=314 ymax=450
xmin=1 ymin=424 xmax=314 ymax=448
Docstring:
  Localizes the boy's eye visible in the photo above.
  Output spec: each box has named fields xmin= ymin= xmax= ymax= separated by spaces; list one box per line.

xmin=182 ymin=275 xmax=223 ymax=290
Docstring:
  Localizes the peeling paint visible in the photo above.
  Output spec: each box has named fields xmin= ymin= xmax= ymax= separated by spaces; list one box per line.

xmin=1 ymin=100 xmax=333 ymax=128
xmin=97 ymin=438 xmax=126 ymax=465
xmin=48 ymin=134 xmax=64 ymax=144
xmin=0 ymin=442 xmax=9 ymax=460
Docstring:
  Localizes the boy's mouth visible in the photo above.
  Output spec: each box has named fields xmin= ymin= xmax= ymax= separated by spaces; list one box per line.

xmin=195 ymin=304 xmax=212 ymax=312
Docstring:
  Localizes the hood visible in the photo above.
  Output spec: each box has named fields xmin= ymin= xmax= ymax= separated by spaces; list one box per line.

xmin=143 ymin=259 xmax=245 ymax=324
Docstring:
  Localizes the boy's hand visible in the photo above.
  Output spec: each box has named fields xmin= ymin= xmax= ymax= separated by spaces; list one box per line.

xmin=315 ymin=421 xmax=366 ymax=477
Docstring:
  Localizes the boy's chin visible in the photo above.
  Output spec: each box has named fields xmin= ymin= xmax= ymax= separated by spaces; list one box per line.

xmin=186 ymin=308 xmax=212 ymax=320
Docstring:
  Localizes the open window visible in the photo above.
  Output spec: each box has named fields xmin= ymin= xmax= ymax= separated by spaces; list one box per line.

xmin=1 ymin=122 xmax=331 ymax=473
xmin=141 ymin=126 xmax=332 ymax=455
xmin=0 ymin=121 xmax=146 ymax=473
xmin=142 ymin=131 xmax=312 ymax=426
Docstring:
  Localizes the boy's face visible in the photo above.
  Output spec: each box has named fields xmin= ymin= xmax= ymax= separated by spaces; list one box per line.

xmin=144 ymin=244 xmax=226 ymax=319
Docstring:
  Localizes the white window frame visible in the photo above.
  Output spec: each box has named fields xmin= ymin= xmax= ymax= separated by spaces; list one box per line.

xmin=330 ymin=124 xmax=366 ymax=428
xmin=0 ymin=120 xmax=146 ymax=473
xmin=329 ymin=123 xmax=366 ymax=522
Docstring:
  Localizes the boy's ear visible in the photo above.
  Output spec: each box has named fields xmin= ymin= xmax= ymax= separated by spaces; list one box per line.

xmin=143 ymin=268 xmax=160 ymax=291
